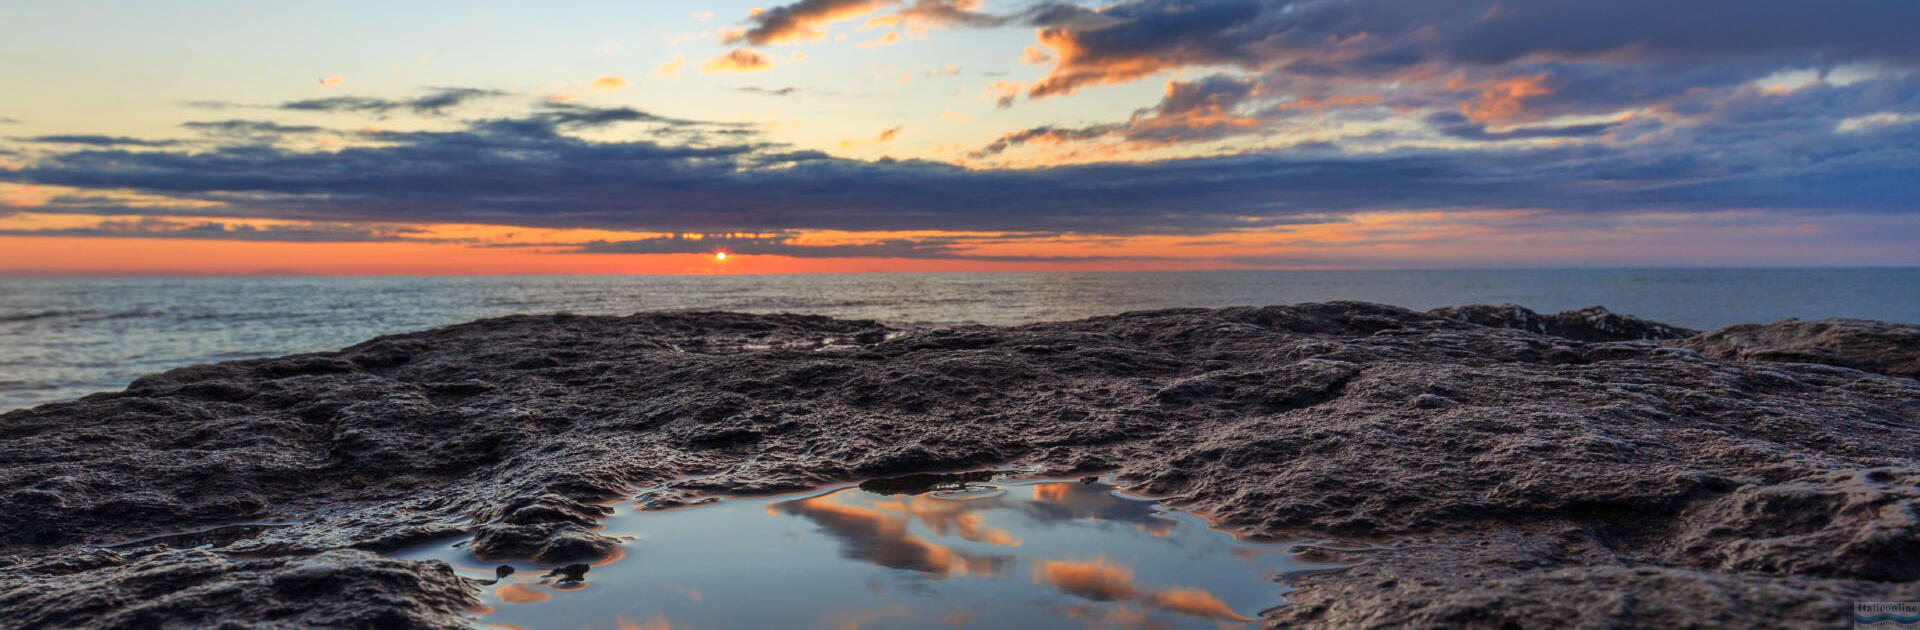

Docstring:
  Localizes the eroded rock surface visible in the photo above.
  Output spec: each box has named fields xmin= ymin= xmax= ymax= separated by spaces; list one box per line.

xmin=0 ymin=549 xmax=479 ymax=629
xmin=1684 ymin=317 xmax=1920 ymax=378
xmin=1 ymin=303 xmax=1916 ymax=628
xmin=1428 ymin=304 xmax=1697 ymax=342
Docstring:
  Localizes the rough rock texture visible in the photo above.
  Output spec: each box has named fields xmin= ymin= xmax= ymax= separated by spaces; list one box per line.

xmin=1429 ymin=304 xmax=1697 ymax=342
xmin=1684 ymin=317 xmax=1920 ymax=378
xmin=2 ymin=303 xmax=1917 ymax=629
xmin=0 ymin=549 xmax=479 ymax=629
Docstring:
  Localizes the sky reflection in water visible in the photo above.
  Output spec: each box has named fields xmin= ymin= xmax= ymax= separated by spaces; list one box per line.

xmin=397 ymin=477 xmax=1326 ymax=630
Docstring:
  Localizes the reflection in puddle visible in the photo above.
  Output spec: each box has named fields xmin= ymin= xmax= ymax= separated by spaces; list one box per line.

xmin=395 ymin=476 xmax=1334 ymax=630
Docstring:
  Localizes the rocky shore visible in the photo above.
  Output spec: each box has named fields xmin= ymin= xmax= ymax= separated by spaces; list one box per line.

xmin=2 ymin=302 xmax=1916 ymax=629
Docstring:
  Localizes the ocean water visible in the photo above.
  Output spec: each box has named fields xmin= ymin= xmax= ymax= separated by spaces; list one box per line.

xmin=2 ymin=268 xmax=1917 ymax=412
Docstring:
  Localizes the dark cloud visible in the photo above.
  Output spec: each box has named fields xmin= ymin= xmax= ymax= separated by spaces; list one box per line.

xmin=534 ymin=102 xmax=707 ymax=128
xmin=703 ymin=49 xmax=775 ymax=73
xmin=735 ymin=86 xmax=801 ymax=96
xmin=5 ymin=97 xmax=1917 ymax=236
xmin=1024 ymin=1 xmax=1278 ymax=100
xmin=974 ymin=74 xmax=1267 ymax=156
xmin=0 ymin=117 xmax=19 ymax=124
xmin=1426 ymin=112 xmax=1617 ymax=142
xmin=0 ymin=217 xmax=438 ymax=243
xmin=182 ymin=120 xmax=329 ymax=136
xmin=280 ymin=88 xmax=508 ymax=117
xmin=974 ymin=124 xmax=1122 ymax=157
xmin=19 ymin=135 xmax=179 ymax=147
xmin=1014 ymin=0 xmax=1920 ymax=104
xmin=1444 ymin=0 xmax=1920 ymax=66
xmin=965 ymin=0 xmax=1920 ymax=169
xmin=725 ymin=0 xmax=1064 ymax=47
xmin=724 ymin=0 xmax=892 ymax=46
xmin=869 ymin=0 xmax=1011 ymax=30
xmin=569 ymin=233 xmax=1142 ymax=260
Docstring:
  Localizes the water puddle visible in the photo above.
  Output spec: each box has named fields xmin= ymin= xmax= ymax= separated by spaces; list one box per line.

xmin=396 ymin=475 xmax=1336 ymax=630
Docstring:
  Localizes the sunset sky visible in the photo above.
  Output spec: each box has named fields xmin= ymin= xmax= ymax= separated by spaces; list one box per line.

xmin=3 ymin=0 xmax=1917 ymax=275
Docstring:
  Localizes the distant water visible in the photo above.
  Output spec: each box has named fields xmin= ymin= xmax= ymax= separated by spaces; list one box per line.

xmin=2 ymin=269 xmax=1917 ymax=412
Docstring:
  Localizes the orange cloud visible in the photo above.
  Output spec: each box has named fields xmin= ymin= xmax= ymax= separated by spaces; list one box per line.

xmin=725 ymin=0 xmax=894 ymax=46
xmin=1148 ymin=587 xmax=1251 ymax=621
xmin=1026 ymin=28 xmax=1196 ymax=100
xmin=590 ymin=76 xmax=629 ymax=93
xmin=3 ymin=185 xmax=52 ymax=208
xmin=984 ymin=80 xmax=1024 ymax=108
xmin=654 ymin=55 xmax=685 ymax=79
xmin=494 ymin=583 xmax=550 ymax=604
xmin=772 ymin=491 xmax=1003 ymax=577
xmin=871 ymin=495 xmax=1020 ymax=547
xmin=1033 ymin=557 xmax=1137 ymax=601
xmin=1455 ymin=74 xmax=1552 ymax=123
xmin=703 ymin=49 xmax=775 ymax=74
xmin=1022 ymin=45 xmax=1052 ymax=65
xmin=865 ymin=0 xmax=993 ymax=33
xmin=839 ymin=125 xmax=903 ymax=148
xmin=1032 ymin=484 xmax=1071 ymax=502
xmin=857 ymin=32 xmax=901 ymax=48
xmin=317 ymin=75 xmax=343 ymax=88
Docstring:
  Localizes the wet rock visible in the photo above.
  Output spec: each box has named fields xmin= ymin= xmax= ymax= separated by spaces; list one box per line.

xmin=2 ymin=303 xmax=1917 ymax=628
xmin=636 ymin=488 xmax=719 ymax=511
xmin=858 ymin=470 xmax=998 ymax=496
xmin=467 ymin=522 xmax=621 ymax=564
xmin=544 ymin=563 xmax=590 ymax=585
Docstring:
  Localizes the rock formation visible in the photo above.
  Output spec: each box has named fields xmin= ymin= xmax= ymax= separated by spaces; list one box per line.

xmin=2 ymin=304 xmax=1915 ymax=628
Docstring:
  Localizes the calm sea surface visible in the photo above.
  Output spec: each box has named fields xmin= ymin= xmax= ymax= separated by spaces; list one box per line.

xmin=3 ymin=269 xmax=1917 ymax=412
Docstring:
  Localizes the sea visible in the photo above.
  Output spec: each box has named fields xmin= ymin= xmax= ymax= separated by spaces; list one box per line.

xmin=3 ymin=268 xmax=1917 ymax=412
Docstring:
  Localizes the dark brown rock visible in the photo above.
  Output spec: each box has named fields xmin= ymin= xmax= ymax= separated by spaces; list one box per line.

xmin=0 ymin=303 xmax=1915 ymax=628
xmin=0 ymin=549 xmax=479 ymax=630
xmin=1429 ymin=304 xmax=1698 ymax=342
xmin=1684 ymin=317 xmax=1920 ymax=378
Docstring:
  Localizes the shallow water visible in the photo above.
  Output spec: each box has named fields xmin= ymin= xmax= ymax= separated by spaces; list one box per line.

xmin=394 ymin=476 xmax=1330 ymax=630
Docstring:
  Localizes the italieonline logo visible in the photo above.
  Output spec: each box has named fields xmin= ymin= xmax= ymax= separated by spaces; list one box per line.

xmin=1857 ymin=603 xmax=1920 ymax=630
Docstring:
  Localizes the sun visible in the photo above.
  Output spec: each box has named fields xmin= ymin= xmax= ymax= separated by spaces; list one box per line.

xmin=714 ymin=251 xmax=728 ymax=261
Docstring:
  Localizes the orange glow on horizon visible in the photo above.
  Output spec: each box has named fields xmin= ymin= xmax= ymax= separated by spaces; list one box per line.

xmin=1 ymin=207 xmax=1904 ymax=276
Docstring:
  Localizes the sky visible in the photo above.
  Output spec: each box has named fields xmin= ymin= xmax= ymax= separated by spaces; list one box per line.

xmin=1 ymin=0 xmax=1917 ymax=275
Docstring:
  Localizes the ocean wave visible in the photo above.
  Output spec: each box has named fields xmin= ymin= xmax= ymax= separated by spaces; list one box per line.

xmin=0 ymin=310 xmax=83 ymax=323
